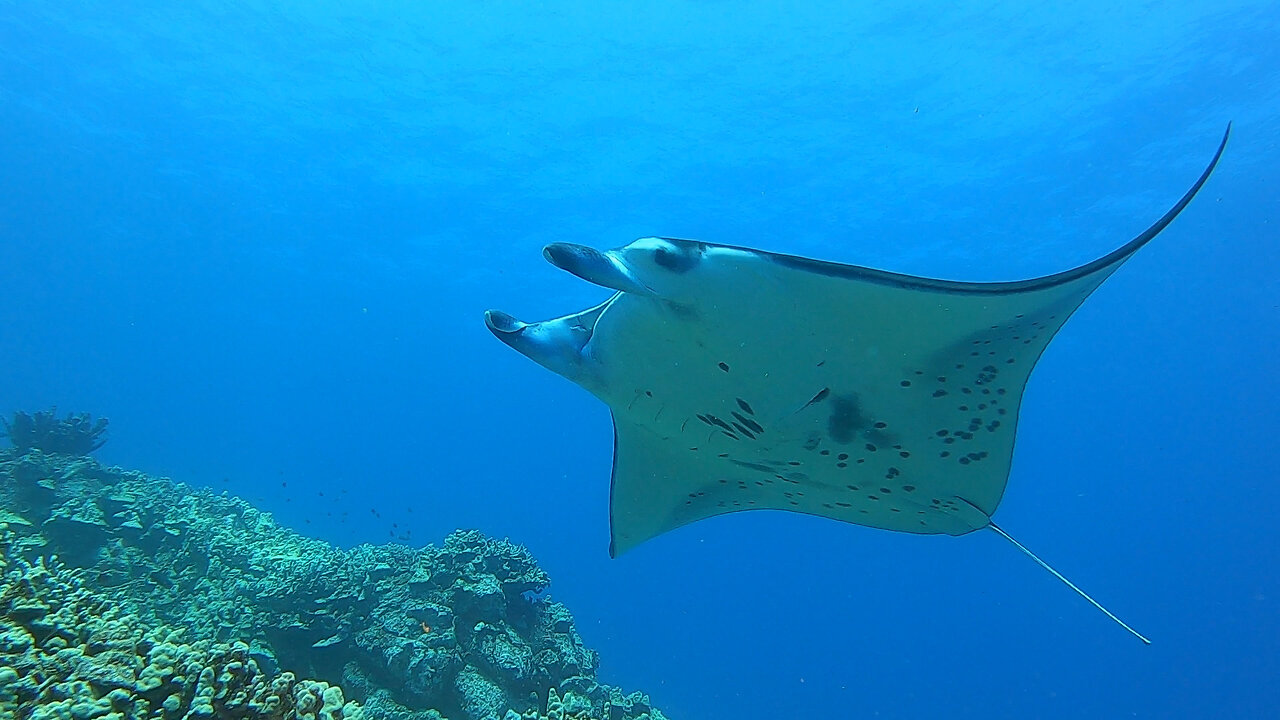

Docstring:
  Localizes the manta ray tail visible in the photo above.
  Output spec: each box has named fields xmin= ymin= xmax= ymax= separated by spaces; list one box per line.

xmin=989 ymin=522 xmax=1152 ymax=645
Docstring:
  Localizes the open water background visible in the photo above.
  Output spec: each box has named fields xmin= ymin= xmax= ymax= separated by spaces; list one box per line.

xmin=2 ymin=2 xmax=1278 ymax=718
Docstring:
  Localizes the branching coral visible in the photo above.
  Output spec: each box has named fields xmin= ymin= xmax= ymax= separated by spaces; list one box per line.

xmin=2 ymin=408 xmax=108 ymax=456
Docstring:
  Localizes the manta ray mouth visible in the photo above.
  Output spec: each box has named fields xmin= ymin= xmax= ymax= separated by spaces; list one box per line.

xmin=543 ymin=242 xmax=654 ymax=296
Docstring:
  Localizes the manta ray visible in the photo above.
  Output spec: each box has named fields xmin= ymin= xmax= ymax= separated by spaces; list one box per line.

xmin=485 ymin=126 xmax=1229 ymax=642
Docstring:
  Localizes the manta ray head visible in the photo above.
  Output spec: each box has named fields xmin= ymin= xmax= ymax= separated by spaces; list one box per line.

xmin=543 ymin=237 xmax=712 ymax=302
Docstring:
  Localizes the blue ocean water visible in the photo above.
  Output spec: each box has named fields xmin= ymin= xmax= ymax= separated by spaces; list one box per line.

xmin=2 ymin=1 xmax=1277 ymax=717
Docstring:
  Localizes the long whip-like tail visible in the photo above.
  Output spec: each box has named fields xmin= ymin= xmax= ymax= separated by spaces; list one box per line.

xmin=989 ymin=522 xmax=1151 ymax=644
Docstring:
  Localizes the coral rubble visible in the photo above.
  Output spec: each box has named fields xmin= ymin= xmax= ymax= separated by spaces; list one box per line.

xmin=0 ymin=448 xmax=666 ymax=720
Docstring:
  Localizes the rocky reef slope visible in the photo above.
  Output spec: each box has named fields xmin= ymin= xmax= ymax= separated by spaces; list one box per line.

xmin=0 ymin=449 xmax=665 ymax=720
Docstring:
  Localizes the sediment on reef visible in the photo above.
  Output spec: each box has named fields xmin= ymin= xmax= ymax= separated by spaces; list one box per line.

xmin=0 ymin=448 xmax=666 ymax=720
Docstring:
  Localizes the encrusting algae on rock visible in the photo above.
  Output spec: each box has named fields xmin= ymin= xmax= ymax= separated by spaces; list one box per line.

xmin=0 ymin=443 xmax=667 ymax=720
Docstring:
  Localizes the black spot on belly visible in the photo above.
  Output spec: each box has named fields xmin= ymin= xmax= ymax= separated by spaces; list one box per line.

xmin=827 ymin=394 xmax=866 ymax=443
xmin=705 ymin=415 xmax=735 ymax=433
xmin=732 ymin=412 xmax=764 ymax=435
xmin=802 ymin=387 xmax=831 ymax=408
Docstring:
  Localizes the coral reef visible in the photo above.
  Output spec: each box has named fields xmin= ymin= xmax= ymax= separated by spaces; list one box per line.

xmin=0 ymin=540 xmax=362 ymax=720
xmin=2 ymin=409 xmax=108 ymax=456
xmin=0 ymin=447 xmax=666 ymax=720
